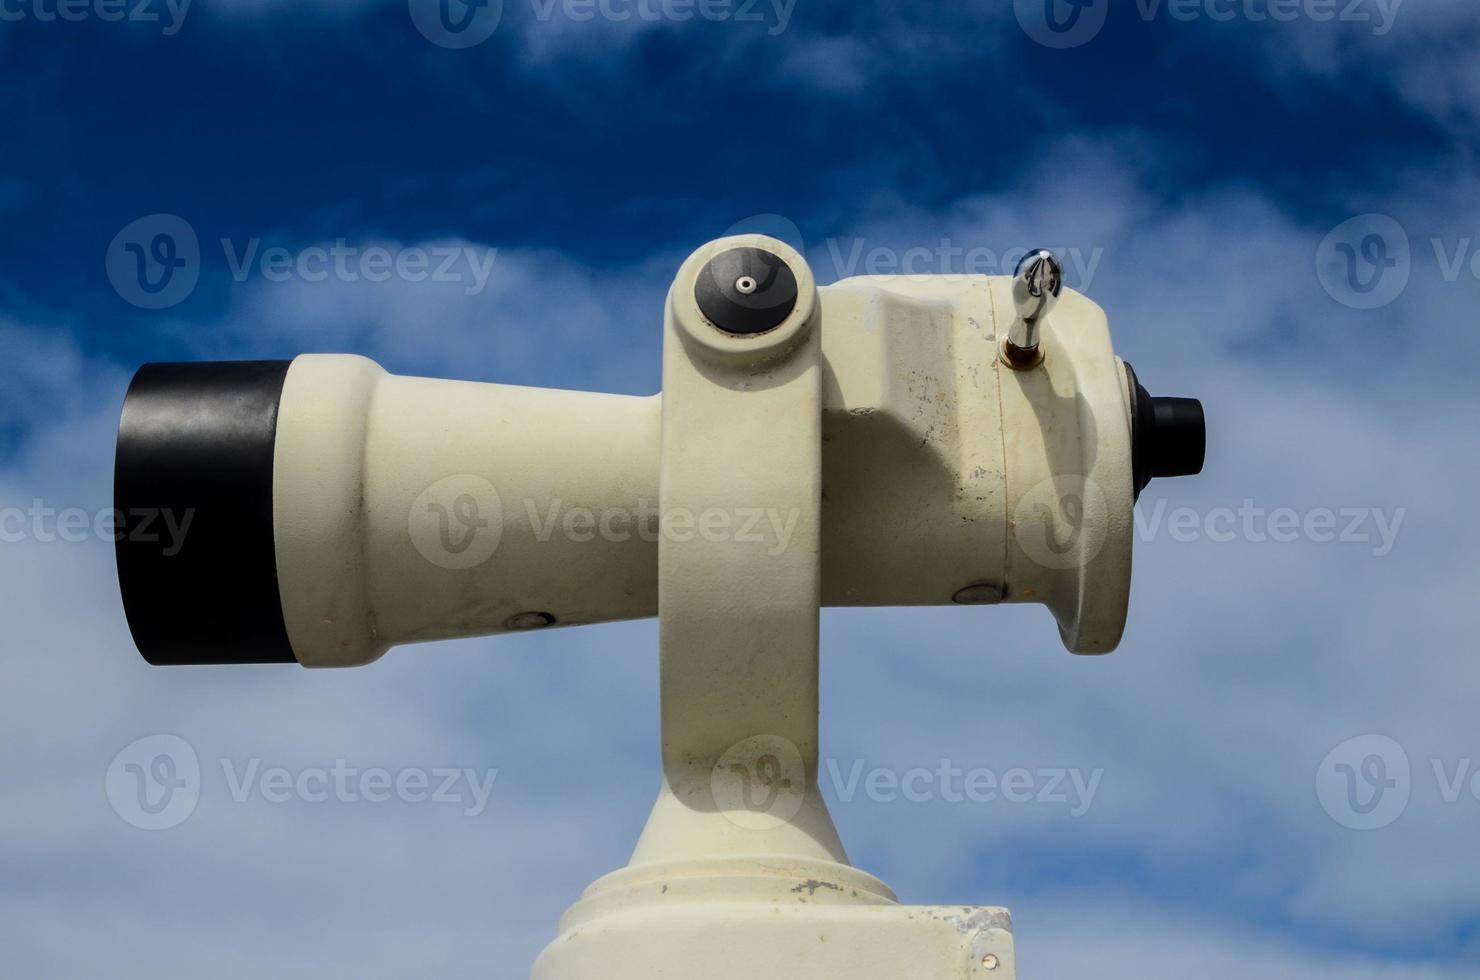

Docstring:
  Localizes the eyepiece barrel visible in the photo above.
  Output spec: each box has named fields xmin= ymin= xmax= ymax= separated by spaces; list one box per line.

xmin=114 ymin=361 xmax=298 ymax=666
xmin=1125 ymin=362 xmax=1207 ymax=498
xmin=1149 ymin=397 xmax=1206 ymax=480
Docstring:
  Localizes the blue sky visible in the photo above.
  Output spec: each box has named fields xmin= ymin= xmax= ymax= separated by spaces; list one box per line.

xmin=4 ymin=1 xmax=1480 ymax=976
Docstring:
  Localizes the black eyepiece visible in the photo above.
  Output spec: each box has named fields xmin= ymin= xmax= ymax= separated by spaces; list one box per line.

xmin=115 ymin=361 xmax=298 ymax=666
xmin=1125 ymin=363 xmax=1206 ymax=498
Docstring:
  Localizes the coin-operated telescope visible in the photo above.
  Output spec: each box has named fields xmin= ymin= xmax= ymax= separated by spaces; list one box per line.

xmin=115 ymin=237 xmax=1204 ymax=979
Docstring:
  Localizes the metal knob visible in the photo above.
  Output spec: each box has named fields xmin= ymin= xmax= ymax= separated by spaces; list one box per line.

xmin=1005 ymin=249 xmax=1063 ymax=367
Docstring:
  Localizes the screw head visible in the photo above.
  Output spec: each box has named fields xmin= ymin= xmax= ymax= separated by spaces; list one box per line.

xmin=953 ymin=583 xmax=1003 ymax=606
xmin=506 ymin=611 xmax=556 ymax=630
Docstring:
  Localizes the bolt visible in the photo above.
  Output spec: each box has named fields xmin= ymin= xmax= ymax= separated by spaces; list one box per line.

xmin=953 ymin=583 xmax=1003 ymax=606
xmin=506 ymin=611 xmax=556 ymax=630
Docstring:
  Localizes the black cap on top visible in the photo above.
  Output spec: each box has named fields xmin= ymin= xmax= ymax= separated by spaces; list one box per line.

xmin=694 ymin=247 xmax=799 ymax=336
xmin=114 ymin=361 xmax=298 ymax=666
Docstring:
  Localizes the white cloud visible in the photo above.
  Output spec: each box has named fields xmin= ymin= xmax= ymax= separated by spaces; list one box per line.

xmin=187 ymin=0 xmax=1480 ymax=138
xmin=1214 ymin=0 xmax=1480 ymax=128
xmin=192 ymin=238 xmax=665 ymax=393
xmin=1032 ymin=898 xmax=1472 ymax=979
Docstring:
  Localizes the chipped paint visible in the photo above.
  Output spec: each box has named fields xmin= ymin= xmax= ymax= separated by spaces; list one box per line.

xmin=942 ymin=907 xmax=1014 ymax=936
xmin=790 ymin=879 xmax=843 ymax=897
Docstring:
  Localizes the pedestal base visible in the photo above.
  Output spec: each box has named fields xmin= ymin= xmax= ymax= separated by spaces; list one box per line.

xmin=532 ymin=859 xmax=1017 ymax=980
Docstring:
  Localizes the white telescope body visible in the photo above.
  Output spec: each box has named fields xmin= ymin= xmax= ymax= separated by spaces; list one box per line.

xmin=113 ymin=236 xmax=1204 ymax=978
xmin=117 ymin=259 xmax=1200 ymax=667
